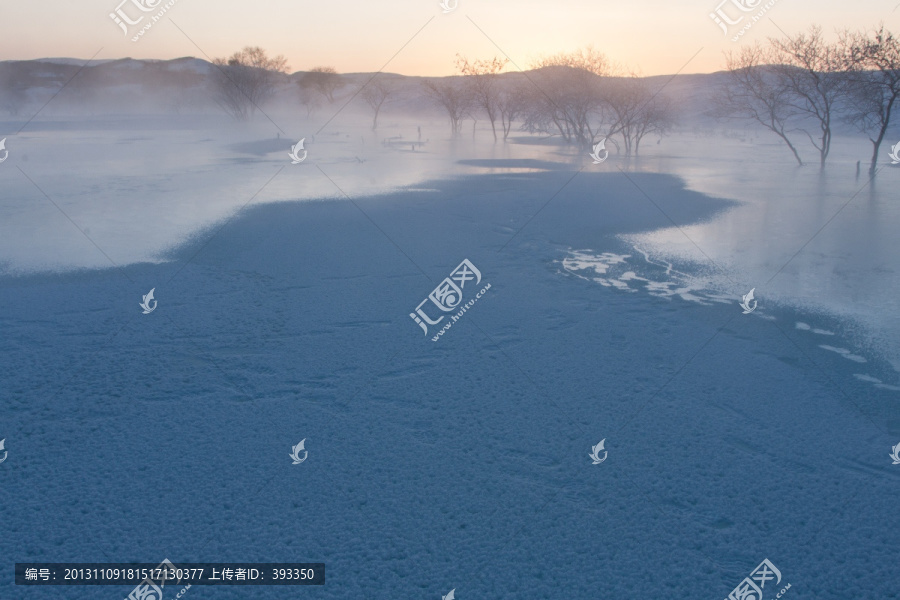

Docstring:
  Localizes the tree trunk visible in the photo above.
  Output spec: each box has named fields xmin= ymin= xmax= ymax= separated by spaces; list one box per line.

xmin=779 ymin=131 xmax=803 ymax=166
xmin=819 ymin=121 xmax=831 ymax=169
xmin=869 ymin=95 xmax=896 ymax=176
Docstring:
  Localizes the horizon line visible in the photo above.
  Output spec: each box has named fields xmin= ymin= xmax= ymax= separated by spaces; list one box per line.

xmin=2 ymin=55 xmax=730 ymax=79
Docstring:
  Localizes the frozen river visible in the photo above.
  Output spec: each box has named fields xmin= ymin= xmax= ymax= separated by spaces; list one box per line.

xmin=2 ymin=113 xmax=898 ymax=376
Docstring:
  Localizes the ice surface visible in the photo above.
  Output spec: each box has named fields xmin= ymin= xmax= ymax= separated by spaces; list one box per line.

xmin=2 ymin=111 xmax=899 ymax=600
xmin=622 ymin=134 xmax=900 ymax=372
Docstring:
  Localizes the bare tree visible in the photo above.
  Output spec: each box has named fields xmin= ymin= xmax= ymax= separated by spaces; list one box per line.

xmin=360 ymin=78 xmax=393 ymax=130
xmin=629 ymin=94 xmax=674 ymax=155
xmin=422 ymin=78 xmax=471 ymax=136
xmin=841 ymin=25 xmax=900 ymax=176
xmin=297 ymin=83 xmax=321 ymax=117
xmin=769 ymin=26 xmax=853 ymax=168
xmin=521 ymin=47 xmax=614 ymax=149
xmin=716 ymin=43 xmax=805 ymax=165
xmin=211 ymin=46 xmax=289 ymax=120
xmin=301 ymin=66 xmax=341 ymax=103
xmin=497 ymin=80 xmax=527 ymax=141
xmin=602 ymin=75 xmax=675 ymax=155
xmin=456 ymin=55 xmax=509 ymax=141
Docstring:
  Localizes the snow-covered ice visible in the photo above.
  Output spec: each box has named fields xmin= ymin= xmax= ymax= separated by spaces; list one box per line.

xmin=2 ymin=112 xmax=899 ymax=600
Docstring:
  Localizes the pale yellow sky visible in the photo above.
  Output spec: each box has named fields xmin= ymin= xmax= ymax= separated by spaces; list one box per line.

xmin=0 ymin=0 xmax=898 ymax=76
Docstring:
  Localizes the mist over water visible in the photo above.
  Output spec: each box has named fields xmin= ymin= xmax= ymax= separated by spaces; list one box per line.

xmin=3 ymin=110 xmax=899 ymax=376
xmin=623 ymin=134 xmax=900 ymax=371
xmin=5 ymin=19 xmax=900 ymax=594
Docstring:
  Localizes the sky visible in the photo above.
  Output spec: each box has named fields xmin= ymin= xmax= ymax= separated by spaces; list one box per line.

xmin=0 ymin=0 xmax=898 ymax=76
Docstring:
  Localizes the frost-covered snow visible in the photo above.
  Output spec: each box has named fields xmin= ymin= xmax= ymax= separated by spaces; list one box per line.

xmin=1 ymin=113 xmax=899 ymax=600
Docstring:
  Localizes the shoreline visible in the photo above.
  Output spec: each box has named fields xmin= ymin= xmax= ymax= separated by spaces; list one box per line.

xmin=2 ymin=168 xmax=899 ymax=599
xmin=4 ymin=166 xmax=896 ymax=401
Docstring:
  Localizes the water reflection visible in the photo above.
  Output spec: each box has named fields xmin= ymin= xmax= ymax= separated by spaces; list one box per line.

xmin=621 ymin=134 xmax=900 ymax=370
xmin=2 ymin=118 xmax=898 ymax=372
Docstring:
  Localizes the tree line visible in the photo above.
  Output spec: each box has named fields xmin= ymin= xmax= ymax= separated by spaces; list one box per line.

xmin=9 ymin=22 xmax=885 ymax=171
xmin=716 ymin=24 xmax=900 ymax=174
xmin=209 ymin=45 xmax=674 ymax=158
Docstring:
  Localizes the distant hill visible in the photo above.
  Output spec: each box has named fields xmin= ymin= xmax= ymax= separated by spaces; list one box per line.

xmin=0 ymin=56 xmax=852 ymax=134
